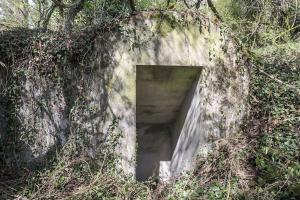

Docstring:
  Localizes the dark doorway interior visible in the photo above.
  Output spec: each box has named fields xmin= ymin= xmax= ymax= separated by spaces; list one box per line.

xmin=136 ymin=65 xmax=201 ymax=181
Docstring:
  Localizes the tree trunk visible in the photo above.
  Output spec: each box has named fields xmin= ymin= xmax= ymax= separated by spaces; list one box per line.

xmin=51 ymin=0 xmax=86 ymax=34
xmin=128 ymin=0 xmax=135 ymax=13
xmin=42 ymin=4 xmax=57 ymax=29
xmin=63 ymin=0 xmax=86 ymax=34
xmin=21 ymin=0 xmax=30 ymax=28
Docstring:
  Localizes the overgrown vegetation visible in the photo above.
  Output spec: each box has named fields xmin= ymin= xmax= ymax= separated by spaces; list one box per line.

xmin=0 ymin=0 xmax=299 ymax=199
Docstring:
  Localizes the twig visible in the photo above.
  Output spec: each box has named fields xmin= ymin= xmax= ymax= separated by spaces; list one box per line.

xmin=259 ymin=68 xmax=299 ymax=93
xmin=226 ymin=170 xmax=232 ymax=200
xmin=207 ymin=0 xmax=223 ymax=22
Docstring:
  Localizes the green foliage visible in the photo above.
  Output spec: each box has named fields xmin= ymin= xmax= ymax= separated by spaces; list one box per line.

xmin=0 ymin=0 xmax=202 ymax=31
xmin=249 ymin=45 xmax=300 ymax=198
xmin=0 ymin=113 xmax=136 ymax=199
xmin=137 ymin=0 xmax=175 ymax=11
xmin=216 ymin=0 xmax=300 ymax=48
xmin=256 ymin=131 xmax=300 ymax=180
xmin=214 ymin=1 xmax=300 ymax=198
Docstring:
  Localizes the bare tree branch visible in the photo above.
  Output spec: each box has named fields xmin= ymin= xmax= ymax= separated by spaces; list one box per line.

xmin=128 ymin=0 xmax=136 ymax=14
xmin=52 ymin=0 xmax=81 ymax=8
xmin=195 ymin=0 xmax=202 ymax=9
xmin=258 ymin=68 xmax=300 ymax=96
xmin=207 ymin=0 xmax=223 ymax=22
xmin=42 ymin=3 xmax=57 ymax=29
xmin=63 ymin=0 xmax=86 ymax=34
xmin=183 ymin=0 xmax=203 ymax=9
xmin=50 ymin=0 xmax=86 ymax=34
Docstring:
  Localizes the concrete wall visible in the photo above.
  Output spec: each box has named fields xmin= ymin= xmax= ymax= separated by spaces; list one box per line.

xmin=0 ymin=12 xmax=249 ymax=178
xmin=106 ymin=13 xmax=249 ymax=177
xmin=136 ymin=124 xmax=172 ymax=181
xmin=171 ymin=77 xmax=206 ymax=177
xmin=136 ymin=65 xmax=201 ymax=124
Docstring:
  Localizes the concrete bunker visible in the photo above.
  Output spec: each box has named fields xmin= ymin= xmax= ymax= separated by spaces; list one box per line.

xmin=0 ymin=13 xmax=249 ymax=181
xmin=136 ymin=65 xmax=202 ymax=181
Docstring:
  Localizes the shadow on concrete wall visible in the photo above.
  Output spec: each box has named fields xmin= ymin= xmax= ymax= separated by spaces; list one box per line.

xmin=0 ymin=29 xmax=122 ymax=179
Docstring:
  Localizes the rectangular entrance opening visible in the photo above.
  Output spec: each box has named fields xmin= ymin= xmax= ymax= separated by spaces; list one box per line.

xmin=136 ymin=65 xmax=201 ymax=181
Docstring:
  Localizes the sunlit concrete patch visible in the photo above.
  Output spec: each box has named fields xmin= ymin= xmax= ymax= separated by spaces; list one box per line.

xmin=171 ymin=76 xmax=204 ymax=177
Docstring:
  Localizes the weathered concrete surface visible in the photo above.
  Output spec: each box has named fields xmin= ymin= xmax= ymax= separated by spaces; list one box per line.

xmin=0 ymin=12 xmax=249 ymax=179
xmin=17 ymin=70 xmax=68 ymax=162
xmin=107 ymin=14 xmax=249 ymax=177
